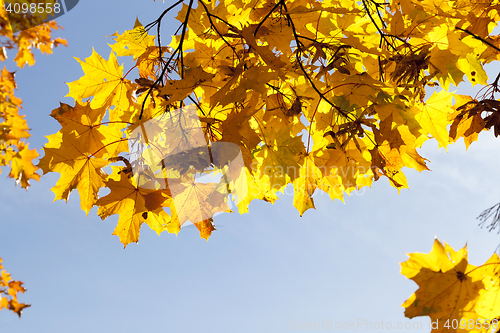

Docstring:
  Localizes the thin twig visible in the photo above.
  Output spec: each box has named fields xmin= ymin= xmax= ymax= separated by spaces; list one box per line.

xmin=281 ymin=0 xmax=353 ymax=121
xmin=140 ymin=0 xmax=194 ymax=120
xmin=361 ymin=0 xmax=396 ymax=52
xmin=456 ymin=27 xmax=500 ymax=54
xmin=478 ymin=202 xmax=500 ymax=233
xmin=198 ymin=0 xmax=240 ymax=60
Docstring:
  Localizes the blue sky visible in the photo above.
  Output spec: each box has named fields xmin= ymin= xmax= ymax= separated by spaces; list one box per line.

xmin=1 ymin=0 xmax=500 ymax=332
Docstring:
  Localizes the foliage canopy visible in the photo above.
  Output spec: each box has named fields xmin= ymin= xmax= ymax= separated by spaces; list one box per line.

xmin=37 ymin=0 xmax=500 ymax=245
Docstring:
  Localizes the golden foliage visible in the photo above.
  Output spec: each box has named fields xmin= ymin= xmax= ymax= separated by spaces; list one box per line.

xmin=0 ymin=0 xmax=66 ymax=188
xmin=38 ymin=0 xmax=500 ymax=246
xmin=0 ymin=258 xmax=30 ymax=317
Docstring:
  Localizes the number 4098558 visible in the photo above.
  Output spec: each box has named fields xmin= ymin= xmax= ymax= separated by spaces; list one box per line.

xmin=4 ymin=2 xmax=61 ymax=14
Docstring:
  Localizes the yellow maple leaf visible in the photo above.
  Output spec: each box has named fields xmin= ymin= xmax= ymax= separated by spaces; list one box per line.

xmin=38 ymin=133 xmax=109 ymax=214
xmin=255 ymin=119 xmax=305 ymax=191
xmin=468 ymin=254 xmax=500 ymax=322
xmin=292 ymin=154 xmax=323 ymax=216
xmin=66 ymin=49 xmax=138 ymax=114
xmin=109 ymin=18 xmax=156 ymax=60
xmin=168 ymin=175 xmax=231 ymax=226
xmin=8 ymin=142 xmax=40 ymax=189
xmin=413 ymin=90 xmax=454 ymax=149
xmin=50 ymin=101 xmax=128 ymax=157
xmin=401 ymin=239 xmax=500 ymax=332
xmin=96 ymin=173 xmax=176 ymax=247
xmin=226 ymin=165 xmax=279 ymax=214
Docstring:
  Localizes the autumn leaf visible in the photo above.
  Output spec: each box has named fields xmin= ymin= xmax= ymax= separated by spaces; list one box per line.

xmin=255 ymin=119 xmax=305 ymax=191
xmin=38 ymin=133 xmax=110 ymax=215
xmin=159 ymin=66 xmax=215 ymax=105
xmin=168 ymin=175 xmax=231 ymax=226
xmin=224 ymin=164 xmax=279 ymax=214
xmin=413 ymin=90 xmax=454 ymax=149
xmin=66 ymin=49 xmax=138 ymax=114
xmin=96 ymin=173 xmax=175 ymax=247
xmin=50 ymin=101 xmax=127 ymax=157
xmin=401 ymin=239 xmax=500 ymax=332
xmin=8 ymin=142 xmax=40 ymax=189
xmin=292 ymin=154 xmax=322 ymax=216
xmin=449 ymin=95 xmax=487 ymax=149
xmin=109 ymin=18 xmax=156 ymax=60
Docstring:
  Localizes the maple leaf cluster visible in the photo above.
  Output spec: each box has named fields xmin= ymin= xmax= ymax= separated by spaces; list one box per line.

xmin=38 ymin=0 xmax=500 ymax=246
xmin=0 ymin=258 xmax=30 ymax=317
xmin=0 ymin=0 xmax=66 ymax=188
xmin=402 ymin=240 xmax=500 ymax=333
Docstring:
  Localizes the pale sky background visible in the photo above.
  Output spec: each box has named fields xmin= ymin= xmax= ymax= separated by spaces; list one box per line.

xmin=1 ymin=1 xmax=500 ymax=332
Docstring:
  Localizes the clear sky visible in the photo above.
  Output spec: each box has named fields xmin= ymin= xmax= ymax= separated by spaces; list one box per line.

xmin=1 ymin=1 xmax=500 ymax=332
